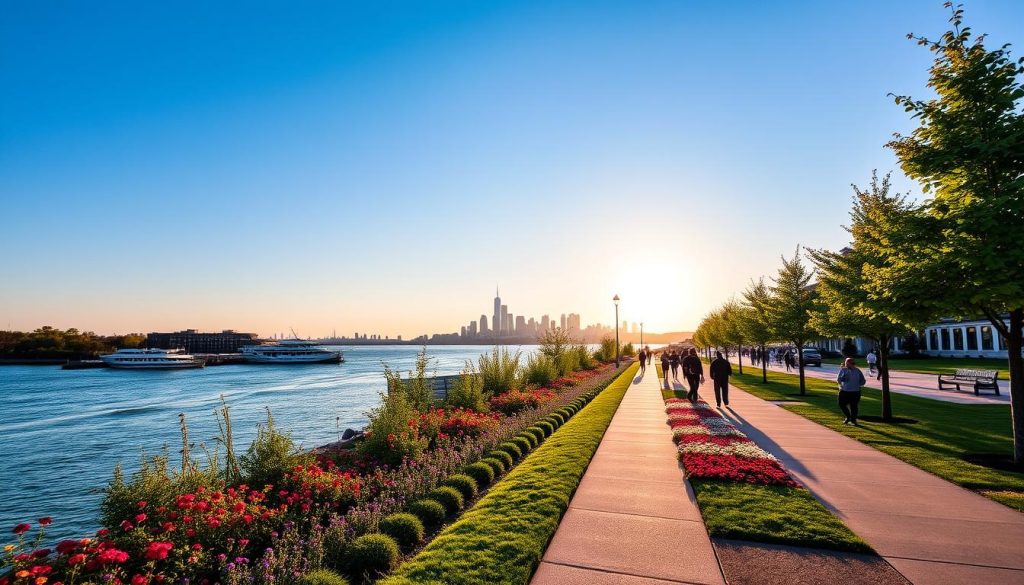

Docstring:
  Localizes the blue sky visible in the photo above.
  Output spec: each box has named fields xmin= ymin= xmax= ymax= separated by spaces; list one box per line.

xmin=2 ymin=1 xmax=1022 ymax=337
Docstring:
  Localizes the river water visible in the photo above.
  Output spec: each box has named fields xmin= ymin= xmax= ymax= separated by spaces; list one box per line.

xmin=0 ymin=345 xmax=542 ymax=543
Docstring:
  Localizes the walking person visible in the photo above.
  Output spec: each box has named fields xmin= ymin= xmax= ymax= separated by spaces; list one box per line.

xmin=645 ymin=345 xmax=652 ymax=366
xmin=866 ymin=350 xmax=878 ymax=376
xmin=682 ymin=348 xmax=704 ymax=401
xmin=660 ymin=351 xmax=670 ymax=389
xmin=784 ymin=350 xmax=794 ymax=372
xmin=709 ymin=351 xmax=732 ymax=407
xmin=638 ymin=347 xmax=647 ymax=375
xmin=669 ymin=350 xmax=680 ymax=379
xmin=837 ymin=357 xmax=866 ymax=425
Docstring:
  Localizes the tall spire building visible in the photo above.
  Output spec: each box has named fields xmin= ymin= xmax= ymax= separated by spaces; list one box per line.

xmin=493 ymin=286 xmax=502 ymax=337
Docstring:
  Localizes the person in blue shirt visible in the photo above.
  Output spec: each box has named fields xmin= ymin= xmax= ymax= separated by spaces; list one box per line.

xmin=837 ymin=357 xmax=867 ymax=425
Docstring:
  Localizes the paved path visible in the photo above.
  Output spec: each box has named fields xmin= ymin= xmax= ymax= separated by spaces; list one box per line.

xmin=721 ymin=383 xmax=1024 ymax=585
xmin=729 ymin=357 xmax=1008 ymax=404
xmin=531 ymin=367 xmax=726 ymax=585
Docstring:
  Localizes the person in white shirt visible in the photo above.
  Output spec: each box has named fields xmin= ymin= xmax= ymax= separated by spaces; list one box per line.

xmin=866 ymin=350 xmax=878 ymax=375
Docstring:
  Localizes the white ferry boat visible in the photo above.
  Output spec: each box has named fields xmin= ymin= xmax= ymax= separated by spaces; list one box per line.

xmin=100 ymin=348 xmax=206 ymax=369
xmin=239 ymin=339 xmax=343 ymax=364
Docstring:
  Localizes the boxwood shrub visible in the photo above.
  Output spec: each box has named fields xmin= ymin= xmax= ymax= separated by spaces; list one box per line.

xmin=525 ymin=426 xmax=546 ymax=444
xmin=429 ymin=486 xmax=465 ymax=514
xmin=487 ymin=450 xmax=514 ymax=469
xmin=378 ymin=513 xmax=424 ymax=550
xmin=535 ymin=420 xmax=554 ymax=437
xmin=512 ymin=435 xmax=533 ymax=454
xmin=297 ymin=569 xmax=350 ymax=585
xmin=495 ymin=441 xmax=523 ymax=462
xmin=444 ymin=474 xmax=479 ymax=500
xmin=464 ymin=462 xmax=495 ymax=487
xmin=407 ymin=499 xmax=446 ymax=528
xmin=480 ymin=457 xmax=506 ymax=476
xmin=344 ymin=534 xmax=399 ymax=583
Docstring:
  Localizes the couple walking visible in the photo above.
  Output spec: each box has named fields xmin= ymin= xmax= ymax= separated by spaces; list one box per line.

xmin=662 ymin=348 xmax=731 ymax=408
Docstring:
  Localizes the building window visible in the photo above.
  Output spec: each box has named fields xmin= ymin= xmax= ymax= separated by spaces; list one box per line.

xmin=953 ymin=328 xmax=964 ymax=350
xmin=981 ymin=326 xmax=994 ymax=351
xmin=940 ymin=328 xmax=950 ymax=351
xmin=966 ymin=326 xmax=978 ymax=350
xmin=929 ymin=329 xmax=939 ymax=351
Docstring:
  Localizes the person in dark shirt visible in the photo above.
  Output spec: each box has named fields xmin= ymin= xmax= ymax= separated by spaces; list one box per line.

xmin=668 ymin=350 xmax=680 ymax=379
xmin=709 ymin=351 xmax=733 ymax=407
xmin=660 ymin=351 xmax=670 ymax=389
xmin=638 ymin=348 xmax=647 ymax=375
xmin=682 ymin=348 xmax=704 ymax=401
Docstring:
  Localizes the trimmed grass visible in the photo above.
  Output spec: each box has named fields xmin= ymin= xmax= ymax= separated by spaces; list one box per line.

xmin=662 ymin=388 xmax=870 ymax=552
xmin=726 ymin=367 xmax=1024 ymax=511
xmin=379 ymin=363 xmax=639 ymax=585
xmin=821 ymin=355 xmax=1009 ymax=378
xmin=690 ymin=480 xmax=871 ymax=553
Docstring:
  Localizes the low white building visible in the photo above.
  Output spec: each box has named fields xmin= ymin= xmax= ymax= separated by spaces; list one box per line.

xmin=812 ymin=316 xmax=1013 ymax=359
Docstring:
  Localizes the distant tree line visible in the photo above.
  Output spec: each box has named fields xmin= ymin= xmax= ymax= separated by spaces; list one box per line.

xmin=0 ymin=326 xmax=146 ymax=360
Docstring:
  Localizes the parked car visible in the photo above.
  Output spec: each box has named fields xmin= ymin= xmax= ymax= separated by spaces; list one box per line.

xmin=799 ymin=348 xmax=823 ymax=367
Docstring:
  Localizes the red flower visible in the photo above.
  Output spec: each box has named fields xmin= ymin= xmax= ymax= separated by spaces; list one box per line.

xmin=137 ymin=501 xmax=147 ymax=509
xmin=13 ymin=523 xmax=31 ymax=535
xmin=67 ymin=554 xmax=87 ymax=566
xmin=134 ymin=513 xmax=147 ymax=523
xmin=55 ymin=541 xmax=79 ymax=555
xmin=131 ymin=575 xmax=148 ymax=585
xmin=143 ymin=542 xmax=173 ymax=561
xmin=96 ymin=548 xmax=130 ymax=564
xmin=37 ymin=518 xmax=53 ymax=526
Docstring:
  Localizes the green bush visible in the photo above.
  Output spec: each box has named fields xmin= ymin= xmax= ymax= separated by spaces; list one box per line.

xmin=547 ymin=412 xmax=565 ymax=426
xmin=478 ymin=346 xmax=521 ymax=395
xmin=323 ymin=522 xmax=349 ymax=570
xmin=485 ymin=451 xmax=511 ymax=471
xmin=574 ymin=344 xmax=596 ymax=370
xmin=495 ymin=442 xmax=523 ymax=462
xmin=429 ymin=486 xmax=465 ymax=514
xmin=594 ymin=336 xmax=617 ymax=362
xmin=408 ymin=499 xmax=446 ymax=528
xmin=344 ymin=534 xmax=400 ymax=583
xmin=446 ymin=363 xmax=487 ymax=412
xmin=444 ymin=474 xmax=479 ymax=500
xmin=298 ymin=569 xmax=350 ymax=585
xmin=522 ymin=353 xmax=559 ymax=387
xmin=621 ymin=342 xmax=636 ymax=357
xmin=557 ymin=350 xmax=581 ymax=376
xmin=535 ymin=420 xmax=554 ymax=436
xmin=528 ymin=424 xmax=552 ymax=442
xmin=358 ymin=391 xmax=428 ymax=466
xmin=512 ymin=435 xmax=534 ymax=454
xmin=464 ymin=462 xmax=495 ymax=487
xmin=382 ymin=348 xmax=434 ymax=412
xmin=379 ymin=513 xmax=425 ymax=550
xmin=481 ymin=457 xmax=506 ymax=477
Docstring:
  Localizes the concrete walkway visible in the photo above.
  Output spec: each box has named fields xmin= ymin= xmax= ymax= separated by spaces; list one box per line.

xmin=531 ymin=367 xmax=726 ymax=585
xmin=721 ymin=384 xmax=1024 ymax=585
xmin=730 ymin=357 xmax=1008 ymax=404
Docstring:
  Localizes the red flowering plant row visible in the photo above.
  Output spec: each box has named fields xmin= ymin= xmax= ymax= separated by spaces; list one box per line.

xmin=487 ymin=389 xmax=557 ymax=415
xmin=664 ymin=398 xmax=799 ymax=487
xmin=412 ymin=408 xmax=501 ymax=447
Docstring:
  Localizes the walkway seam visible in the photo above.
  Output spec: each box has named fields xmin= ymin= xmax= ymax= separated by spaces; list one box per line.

xmin=541 ymin=560 xmax=710 ymax=585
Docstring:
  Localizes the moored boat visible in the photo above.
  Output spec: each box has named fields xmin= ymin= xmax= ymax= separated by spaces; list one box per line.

xmin=239 ymin=339 xmax=343 ymax=364
xmin=99 ymin=348 xmax=206 ymax=369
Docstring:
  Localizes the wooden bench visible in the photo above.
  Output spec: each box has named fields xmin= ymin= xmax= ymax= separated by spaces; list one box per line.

xmin=937 ymin=369 xmax=1001 ymax=396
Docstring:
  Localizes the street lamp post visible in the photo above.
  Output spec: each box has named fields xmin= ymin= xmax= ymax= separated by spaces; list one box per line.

xmin=613 ymin=294 xmax=620 ymax=367
xmin=640 ymin=321 xmax=644 ymax=348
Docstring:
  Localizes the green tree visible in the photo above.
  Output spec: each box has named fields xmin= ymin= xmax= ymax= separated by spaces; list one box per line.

xmin=768 ymin=248 xmax=819 ymax=395
xmin=720 ymin=299 xmax=747 ymax=374
xmin=883 ymin=5 xmax=1024 ymax=463
xmin=808 ymin=173 xmax=920 ymax=421
xmin=740 ymin=278 xmax=775 ymax=383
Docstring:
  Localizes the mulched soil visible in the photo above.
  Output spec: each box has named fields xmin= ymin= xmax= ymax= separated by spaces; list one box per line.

xmin=713 ymin=538 xmax=911 ymax=585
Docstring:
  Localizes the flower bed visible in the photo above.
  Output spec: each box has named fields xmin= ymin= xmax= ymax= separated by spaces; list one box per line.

xmin=665 ymin=398 xmax=798 ymax=487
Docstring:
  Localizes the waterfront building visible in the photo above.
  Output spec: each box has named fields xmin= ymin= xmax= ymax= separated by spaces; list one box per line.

xmin=541 ymin=315 xmax=550 ymax=331
xmin=568 ymin=313 xmax=581 ymax=331
xmin=146 ymin=329 xmax=259 ymax=353
xmin=501 ymin=304 xmax=509 ymax=335
xmin=561 ymin=314 xmax=567 ymax=330
xmin=480 ymin=315 xmax=489 ymax=334
xmin=812 ymin=315 xmax=1016 ymax=359
xmin=515 ymin=315 xmax=526 ymax=335
xmin=493 ymin=289 xmax=502 ymax=337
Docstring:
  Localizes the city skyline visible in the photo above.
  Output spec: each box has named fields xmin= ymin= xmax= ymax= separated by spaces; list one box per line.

xmin=3 ymin=2 xmax=1023 ymax=338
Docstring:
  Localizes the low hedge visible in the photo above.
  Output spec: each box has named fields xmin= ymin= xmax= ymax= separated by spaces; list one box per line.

xmin=297 ymin=569 xmax=350 ymax=585
xmin=428 ymin=486 xmax=465 ymax=515
xmin=444 ymin=474 xmax=479 ymax=501
xmin=534 ymin=421 xmax=554 ymax=437
xmin=379 ymin=363 xmax=636 ymax=585
xmin=482 ymin=455 xmax=509 ymax=475
xmin=524 ymin=426 xmax=546 ymax=444
xmin=344 ymin=533 xmax=400 ymax=583
xmin=495 ymin=442 xmax=523 ymax=462
xmin=407 ymin=499 xmax=446 ymax=528
xmin=378 ymin=513 xmax=425 ymax=551
xmin=464 ymin=462 xmax=496 ymax=487
xmin=511 ymin=435 xmax=533 ymax=454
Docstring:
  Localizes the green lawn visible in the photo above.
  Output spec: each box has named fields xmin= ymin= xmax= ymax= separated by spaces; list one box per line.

xmin=821 ymin=355 xmax=1009 ymax=378
xmin=726 ymin=367 xmax=1024 ymax=511
xmin=379 ymin=363 xmax=638 ymax=585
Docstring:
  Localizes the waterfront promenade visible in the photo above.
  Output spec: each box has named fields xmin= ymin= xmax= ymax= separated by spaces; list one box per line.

xmin=531 ymin=368 xmax=725 ymax=585
xmin=534 ymin=370 xmax=1024 ymax=584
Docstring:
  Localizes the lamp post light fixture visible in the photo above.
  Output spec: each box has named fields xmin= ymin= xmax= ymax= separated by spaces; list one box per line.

xmin=640 ymin=321 xmax=644 ymax=347
xmin=613 ymin=294 xmax=620 ymax=367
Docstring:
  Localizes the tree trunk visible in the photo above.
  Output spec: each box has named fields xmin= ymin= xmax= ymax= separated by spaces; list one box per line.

xmin=1002 ymin=308 xmax=1024 ymax=466
xmin=796 ymin=341 xmax=806 ymax=395
xmin=879 ymin=334 xmax=893 ymax=421
xmin=738 ymin=344 xmax=743 ymax=375
xmin=761 ymin=344 xmax=768 ymax=383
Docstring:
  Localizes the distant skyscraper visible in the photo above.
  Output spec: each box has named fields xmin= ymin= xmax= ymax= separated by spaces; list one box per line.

xmin=568 ymin=313 xmax=581 ymax=331
xmin=500 ymin=304 xmax=508 ymax=335
xmin=493 ymin=288 xmax=502 ymax=338
xmin=461 ymin=326 xmax=467 ymax=337
xmin=480 ymin=314 xmax=489 ymax=333
xmin=541 ymin=315 xmax=550 ymax=331
xmin=515 ymin=315 xmax=526 ymax=335
xmin=560 ymin=314 xmax=567 ymax=330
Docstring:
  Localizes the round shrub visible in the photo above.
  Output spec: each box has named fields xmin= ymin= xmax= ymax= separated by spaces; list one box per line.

xmin=465 ymin=462 xmax=495 ymax=487
xmin=512 ymin=435 xmax=533 ymax=454
xmin=535 ymin=421 xmax=554 ymax=437
xmin=481 ymin=456 xmax=507 ymax=476
xmin=408 ymin=499 xmax=446 ymax=528
xmin=559 ymin=407 xmax=574 ymax=418
xmin=429 ymin=485 xmax=465 ymax=514
xmin=344 ymin=534 xmax=399 ymax=582
xmin=547 ymin=412 xmax=565 ymax=426
xmin=488 ymin=449 xmax=514 ymax=469
xmin=573 ymin=398 xmax=586 ymax=409
xmin=298 ymin=569 xmax=350 ymax=585
xmin=496 ymin=441 xmax=523 ymax=461
xmin=444 ymin=473 xmax=479 ymax=500
xmin=526 ymin=426 xmax=546 ymax=442
xmin=378 ymin=513 xmax=424 ymax=550
xmin=517 ymin=432 xmax=538 ymax=449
